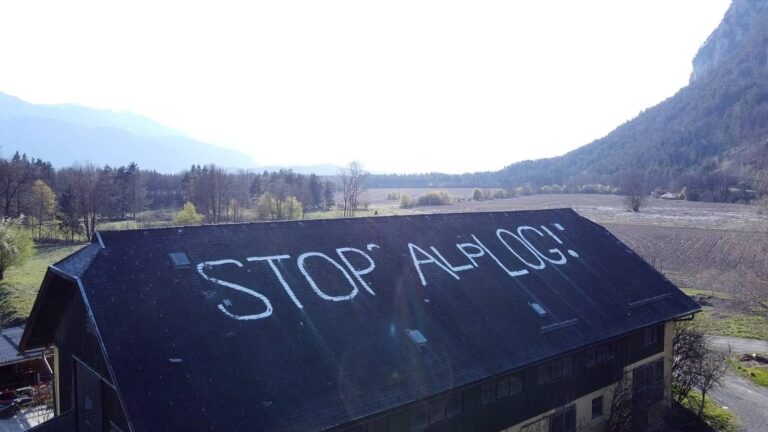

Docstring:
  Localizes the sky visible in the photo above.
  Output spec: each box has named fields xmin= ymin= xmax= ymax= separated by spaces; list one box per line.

xmin=0 ymin=0 xmax=731 ymax=174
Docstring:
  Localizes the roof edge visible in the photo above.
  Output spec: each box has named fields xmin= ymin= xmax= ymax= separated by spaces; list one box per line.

xmin=73 ymin=276 xmax=136 ymax=432
xmin=18 ymin=268 xmax=61 ymax=353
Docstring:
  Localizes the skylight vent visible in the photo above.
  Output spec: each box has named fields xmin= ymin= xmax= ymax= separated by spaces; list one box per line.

xmin=529 ymin=302 xmax=547 ymax=317
xmin=541 ymin=318 xmax=579 ymax=334
xmin=405 ymin=329 xmax=428 ymax=347
xmin=627 ymin=293 xmax=671 ymax=309
xmin=169 ymin=252 xmax=191 ymax=269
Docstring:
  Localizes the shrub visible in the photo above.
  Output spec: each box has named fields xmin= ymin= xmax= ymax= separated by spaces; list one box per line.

xmin=417 ymin=191 xmax=452 ymax=206
xmin=0 ymin=219 xmax=35 ymax=280
xmin=399 ymin=193 xmax=414 ymax=208
xmin=491 ymin=189 xmax=508 ymax=199
xmin=173 ymin=202 xmax=205 ymax=226
xmin=472 ymin=188 xmax=483 ymax=201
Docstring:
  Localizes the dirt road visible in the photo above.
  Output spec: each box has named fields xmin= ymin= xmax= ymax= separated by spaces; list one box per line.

xmin=706 ymin=336 xmax=768 ymax=354
xmin=711 ymin=372 xmax=768 ymax=432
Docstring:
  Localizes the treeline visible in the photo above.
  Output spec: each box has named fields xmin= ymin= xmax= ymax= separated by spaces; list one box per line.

xmin=0 ymin=151 xmax=338 ymax=241
xmin=0 ymin=151 xmax=149 ymax=240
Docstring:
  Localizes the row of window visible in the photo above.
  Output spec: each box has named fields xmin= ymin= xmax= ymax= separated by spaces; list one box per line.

xmin=364 ymin=327 xmax=663 ymax=432
xmin=481 ymin=373 xmax=524 ymax=405
xmin=586 ymin=342 xmax=615 ymax=368
xmin=538 ymin=355 xmax=574 ymax=384
xmin=520 ymin=395 xmax=605 ymax=432
xmin=411 ymin=393 xmax=462 ymax=431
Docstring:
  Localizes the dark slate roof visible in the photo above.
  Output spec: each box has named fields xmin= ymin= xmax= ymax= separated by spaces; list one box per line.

xmin=54 ymin=242 xmax=100 ymax=278
xmin=39 ymin=210 xmax=699 ymax=431
xmin=0 ymin=326 xmax=45 ymax=367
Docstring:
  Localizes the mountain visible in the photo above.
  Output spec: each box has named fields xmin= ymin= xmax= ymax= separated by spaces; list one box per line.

xmin=494 ymin=0 xmax=768 ymax=199
xmin=0 ymin=92 xmax=257 ymax=173
xmin=369 ymin=0 xmax=768 ymax=200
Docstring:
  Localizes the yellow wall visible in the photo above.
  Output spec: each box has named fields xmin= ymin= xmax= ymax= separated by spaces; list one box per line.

xmin=53 ymin=344 xmax=60 ymax=416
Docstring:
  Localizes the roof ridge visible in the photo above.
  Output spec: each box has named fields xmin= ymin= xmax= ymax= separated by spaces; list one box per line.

xmin=96 ymin=208 xmax=579 ymax=235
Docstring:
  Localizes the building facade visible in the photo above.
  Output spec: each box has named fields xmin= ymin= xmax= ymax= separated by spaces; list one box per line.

xmin=21 ymin=210 xmax=698 ymax=431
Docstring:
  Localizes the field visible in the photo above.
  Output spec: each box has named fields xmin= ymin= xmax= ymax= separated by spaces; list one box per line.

xmin=0 ymin=242 xmax=85 ymax=326
xmin=362 ymin=190 xmax=768 ymax=338
xmin=362 ymin=191 xmax=768 ymax=297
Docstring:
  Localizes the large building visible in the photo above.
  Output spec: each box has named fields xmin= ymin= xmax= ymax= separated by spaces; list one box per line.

xmin=21 ymin=210 xmax=698 ymax=431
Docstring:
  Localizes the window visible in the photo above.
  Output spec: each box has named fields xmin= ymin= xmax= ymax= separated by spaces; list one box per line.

xmin=412 ymin=393 xmax=463 ymax=430
xmin=549 ymin=405 xmax=576 ymax=432
xmin=538 ymin=355 xmax=574 ymax=384
xmin=632 ymin=359 xmax=664 ymax=404
xmin=644 ymin=325 xmax=661 ymax=347
xmin=591 ymin=396 xmax=603 ymax=419
xmin=586 ymin=342 xmax=615 ymax=367
xmin=481 ymin=374 xmax=524 ymax=405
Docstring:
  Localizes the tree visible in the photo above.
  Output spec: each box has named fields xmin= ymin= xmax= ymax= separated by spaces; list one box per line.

xmin=0 ymin=219 xmax=34 ymax=281
xmin=321 ymin=180 xmax=335 ymax=211
xmin=126 ymin=162 xmax=146 ymax=220
xmin=472 ymin=188 xmax=483 ymax=201
xmin=339 ymin=161 xmax=367 ymax=217
xmin=173 ymin=202 xmax=204 ymax=226
xmin=600 ymin=373 xmax=633 ymax=432
xmin=308 ymin=174 xmax=323 ymax=210
xmin=694 ymin=344 xmax=730 ymax=418
xmin=256 ymin=192 xmax=277 ymax=220
xmin=619 ymin=170 xmax=647 ymax=212
xmin=672 ymin=321 xmax=730 ymax=418
xmin=400 ymin=193 xmax=414 ymax=208
xmin=672 ymin=322 xmax=706 ymax=403
xmin=30 ymin=180 xmax=57 ymax=239
xmin=65 ymin=164 xmax=112 ymax=240
xmin=58 ymin=184 xmax=83 ymax=242
xmin=284 ymin=196 xmax=303 ymax=220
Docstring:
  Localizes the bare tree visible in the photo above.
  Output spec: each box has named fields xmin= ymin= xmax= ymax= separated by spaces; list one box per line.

xmin=69 ymin=164 xmax=111 ymax=240
xmin=618 ymin=170 xmax=646 ymax=212
xmin=672 ymin=321 xmax=706 ymax=403
xmin=339 ymin=161 xmax=366 ymax=217
xmin=694 ymin=344 xmax=730 ymax=418
xmin=600 ymin=373 xmax=633 ymax=432
xmin=672 ymin=321 xmax=730 ymax=418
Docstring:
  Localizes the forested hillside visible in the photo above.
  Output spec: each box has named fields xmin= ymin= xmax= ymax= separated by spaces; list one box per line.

xmin=370 ymin=0 xmax=768 ymax=202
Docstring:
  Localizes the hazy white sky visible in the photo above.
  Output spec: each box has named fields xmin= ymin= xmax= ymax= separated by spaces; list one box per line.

xmin=1 ymin=1 xmax=730 ymax=174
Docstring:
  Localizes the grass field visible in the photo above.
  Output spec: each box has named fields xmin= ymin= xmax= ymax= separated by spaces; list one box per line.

xmin=680 ymin=390 xmax=738 ymax=432
xmin=0 ymin=242 xmax=85 ymax=326
xmin=728 ymin=357 xmax=768 ymax=388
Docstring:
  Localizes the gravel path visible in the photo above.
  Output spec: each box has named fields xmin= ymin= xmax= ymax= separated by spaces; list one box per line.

xmin=706 ymin=336 xmax=768 ymax=354
xmin=711 ymin=372 xmax=768 ymax=432
xmin=704 ymin=336 xmax=768 ymax=432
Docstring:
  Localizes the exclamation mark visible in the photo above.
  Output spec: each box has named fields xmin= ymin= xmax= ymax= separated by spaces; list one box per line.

xmin=546 ymin=223 xmax=579 ymax=258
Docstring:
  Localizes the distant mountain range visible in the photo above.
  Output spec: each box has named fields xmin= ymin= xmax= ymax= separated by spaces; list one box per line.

xmin=0 ymin=92 xmax=259 ymax=172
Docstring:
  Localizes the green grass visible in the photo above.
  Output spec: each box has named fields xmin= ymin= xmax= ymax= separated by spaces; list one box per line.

xmin=680 ymin=390 xmax=738 ymax=432
xmin=0 ymin=242 xmax=85 ymax=325
xmin=691 ymin=308 xmax=768 ymax=340
xmin=728 ymin=357 xmax=768 ymax=388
